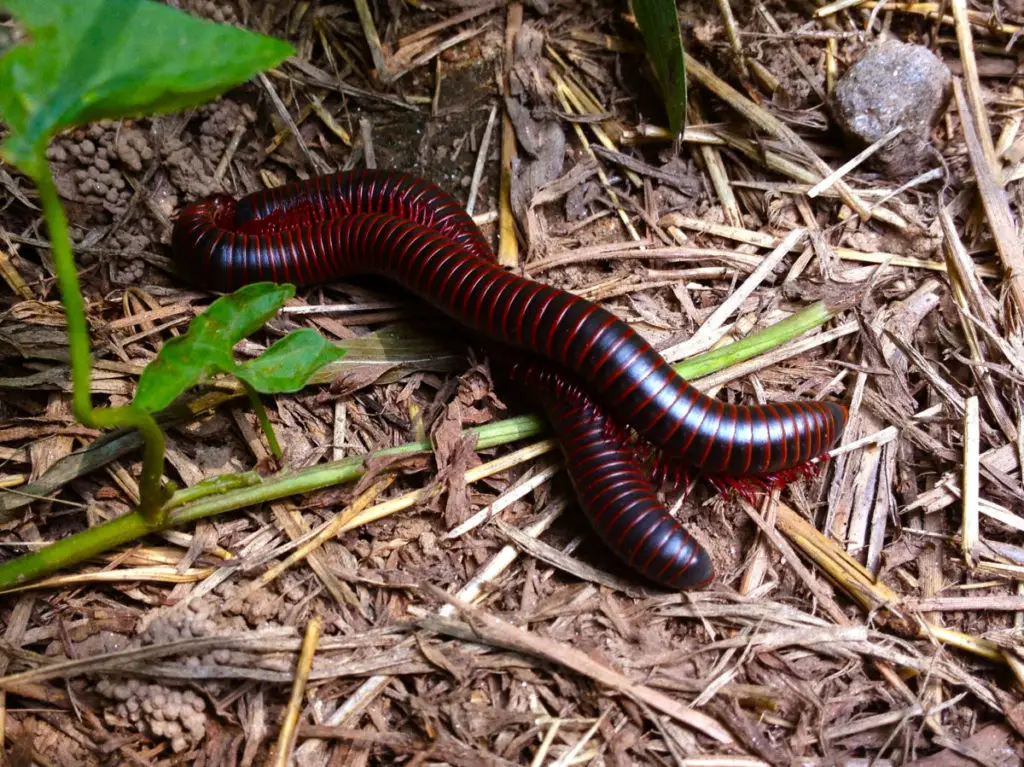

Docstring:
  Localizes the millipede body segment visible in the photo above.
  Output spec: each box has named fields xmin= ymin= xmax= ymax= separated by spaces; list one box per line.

xmin=502 ymin=356 xmax=714 ymax=589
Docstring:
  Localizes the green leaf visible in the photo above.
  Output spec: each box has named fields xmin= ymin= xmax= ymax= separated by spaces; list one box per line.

xmin=194 ymin=282 xmax=298 ymax=346
xmin=133 ymin=283 xmax=343 ymax=413
xmin=631 ymin=0 xmax=687 ymax=136
xmin=0 ymin=0 xmax=293 ymax=178
xmin=235 ymin=329 xmax=347 ymax=395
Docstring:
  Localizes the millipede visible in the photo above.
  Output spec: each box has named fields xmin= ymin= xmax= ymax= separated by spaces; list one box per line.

xmin=502 ymin=355 xmax=714 ymax=589
xmin=172 ymin=169 xmax=849 ymax=588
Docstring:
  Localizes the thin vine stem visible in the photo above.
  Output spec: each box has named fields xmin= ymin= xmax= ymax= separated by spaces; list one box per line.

xmin=242 ymin=382 xmax=283 ymax=458
xmin=36 ymin=161 xmax=167 ymax=523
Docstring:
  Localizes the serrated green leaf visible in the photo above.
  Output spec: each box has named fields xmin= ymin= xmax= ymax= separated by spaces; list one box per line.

xmin=235 ymin=329 xmax=347 ymax=394
xmin=133 ymin=283 xmax=307 ymax=413
xmin=632 ymin=0 xmax=687 ymax=136
xmin=0 ymin=0 xmax=293 ymax=178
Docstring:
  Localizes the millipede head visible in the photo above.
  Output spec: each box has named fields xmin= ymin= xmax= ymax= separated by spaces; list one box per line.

xmin=174 ymin=194 xmax=237 ymax=228
xmin=704 ymin=458 xmax=826 ymax=504
xmin=705 ymin=474 xmax=764 ymax=505
xmin=647 ymin=451 xmax=828 ymax=505
xmin=212 ymin=196 xmax=240 ymax=231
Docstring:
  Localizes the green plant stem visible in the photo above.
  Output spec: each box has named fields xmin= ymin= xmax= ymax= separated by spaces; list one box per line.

xmin=0 ymin=512 xmax=153 ymax=589
xmin=0 ymin=414 xmax=545 ymax=589
xmin=0 ymin=300 xmax=838 ymax=590
xmin=675 ymin=300 xmax=836 ymax=379
xmin=162 ymin=471 xmax=263 ymax=511
xmin=36 ymin=162 xmax=167 ymax=523
xmin=242 ymin=382 xmax=282 ymax=458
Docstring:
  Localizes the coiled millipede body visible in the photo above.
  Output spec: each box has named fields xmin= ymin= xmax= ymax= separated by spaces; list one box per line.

xmin=172 ymin=170 xmax=848 ymax=588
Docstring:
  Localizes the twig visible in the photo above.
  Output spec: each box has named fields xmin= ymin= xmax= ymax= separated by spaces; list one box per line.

xmin=550 ymin=72 xmax=642 ymax=242
xmin=272 ymin=616 xmax=322 ymax=767
xmin=492 ymin=518 xmax=647 ymax=596
xmin=498 ymin=1 xmax=522 ymax=267
xmin=293 ymin=504 xmax=566 ymax=760
xmin=714 ymin=0 xmax=749 ymax=79
xmin=962 ymin=397 xmax=980 ymax=567
xmin=353 ymin=0 xmax=388 ymax=77
xmin=590 ymin=144 xmax=698 ymax=195
xmin=691 ymin=100 xmax=743 ymax=225
xmin=466 ymin=104 xmax=498 ymax=216
xmin=953 ymin=79 xmax=1024 ymax=317
xmin=396 ymin=0 xmax=502 ymax=49
xmin=662 ymin=228 xmax=807 ymax=362
xmin=684 ymin=53 xmax=871 ymax=219
xmin=234 ymin=477 xmax=394 ymax=606
xmin=952 ymin=0 xmax=1000 ymax=176
xmin=445 ymin=460 xmax=562 ymax=539
xmin=258 ymin=73 xmax=324 ymax=173
xmin=909 ymin=595 xmax=1024 ymax=611
xmin=359 ymin=117 xmax=375 ymax=169
xmin=807 ymin=126 xmax=903 ymax=198
xmin=419 ymin=585 xmax=734 ymax=743
xmin=384 ymin=25 xmax=490 ymax=84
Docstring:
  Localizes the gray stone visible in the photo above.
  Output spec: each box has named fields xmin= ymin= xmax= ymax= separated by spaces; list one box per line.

xmin=829 ymin=40 xmax=952 ymax=177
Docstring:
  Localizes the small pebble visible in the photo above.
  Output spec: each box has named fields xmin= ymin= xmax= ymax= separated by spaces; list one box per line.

xmin=829 ymin=39 xmax=952 ymax=177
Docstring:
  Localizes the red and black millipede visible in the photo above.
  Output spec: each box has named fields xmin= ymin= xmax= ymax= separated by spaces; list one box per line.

xmin=171 ymin=170 xmax=848 ymax=589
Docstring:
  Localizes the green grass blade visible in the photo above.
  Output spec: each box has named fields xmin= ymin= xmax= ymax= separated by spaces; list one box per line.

xmin=631 ymin=0 xmax=687 ymax=136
